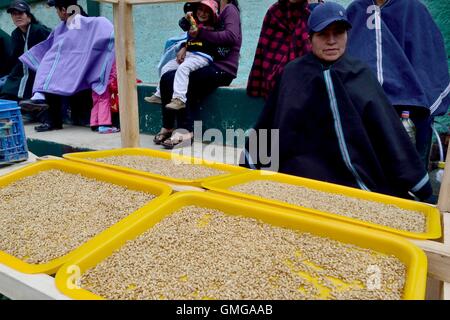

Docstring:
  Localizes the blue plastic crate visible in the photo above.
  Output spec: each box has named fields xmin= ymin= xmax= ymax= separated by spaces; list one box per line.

xmin=0 ymin=100 xmax=28 ymax=165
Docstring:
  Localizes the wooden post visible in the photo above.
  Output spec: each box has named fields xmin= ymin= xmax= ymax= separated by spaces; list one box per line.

xmin=100 ymin=0 xmax=196 ymax=147
xmin=441 ymin=211 xmax=450 ymax=300
xmin=438 ymin=144 xmax=450 ymax=213
xmin=436 ymin=142 xmax=450 ymax=299
xmin=113 ymin=1 xmax=140 ymax=147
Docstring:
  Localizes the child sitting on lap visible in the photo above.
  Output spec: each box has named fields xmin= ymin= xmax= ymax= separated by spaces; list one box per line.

xmin=145 ymin=0 xmax=220 ymax=110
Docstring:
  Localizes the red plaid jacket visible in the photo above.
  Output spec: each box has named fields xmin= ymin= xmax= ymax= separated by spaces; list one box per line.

xmin=247 ymin=0 xmax=312 ymax=99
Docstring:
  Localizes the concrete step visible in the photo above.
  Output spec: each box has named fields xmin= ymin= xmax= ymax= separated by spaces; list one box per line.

xmin=24 ymin=123 xmax=243 ymax=166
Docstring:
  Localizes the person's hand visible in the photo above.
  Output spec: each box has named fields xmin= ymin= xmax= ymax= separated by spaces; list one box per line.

xmin=185 ymin=11 xmax=194 ymax=20
xmin=188 ymin=27 xmax=199 ymax=38
xmin=177 ymin=47 xmax=187 ymax=64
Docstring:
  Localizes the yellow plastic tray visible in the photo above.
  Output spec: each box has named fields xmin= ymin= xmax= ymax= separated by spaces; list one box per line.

xmin=63 ymin=148 xmax=247 ymax=186
xmin=55 ymin=192 xmax=427 ymax=300
xmin=202 ymin=171 xmax=441 ymax=240
xmin=0 ymin=160 xmax=172 ymax=274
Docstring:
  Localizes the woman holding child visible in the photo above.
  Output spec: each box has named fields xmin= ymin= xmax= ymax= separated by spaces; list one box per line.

xmin=148 ymin=0 xmax=242 ymax=149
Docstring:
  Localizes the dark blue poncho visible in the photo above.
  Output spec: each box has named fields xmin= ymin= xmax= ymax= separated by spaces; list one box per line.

xmin=346 ymin=0 xmax=450 ymax=116
xmin=242 ymin=53 xmax=432 ymax=200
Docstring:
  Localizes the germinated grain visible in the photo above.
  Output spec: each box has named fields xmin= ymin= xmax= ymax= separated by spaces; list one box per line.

xmin=89 ymin=155 xmax=226 ymax=180
xmin=230 ymin=180 xmax=426 ymax=233
xmin=81 ymin=206 xmax=406 ymax=300
xmin=0 ymin=170 xmax=155 ymax=264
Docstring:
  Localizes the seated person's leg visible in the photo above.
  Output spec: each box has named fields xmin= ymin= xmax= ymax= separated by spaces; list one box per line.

xmin=159 ymin=70 xmax=176 ymax=106
xmin=145 ymin=58 xmax=180 ymax=105
xmin=167 ymin=56 xmax=210 ymax=110
xmin=187 ymin=65 xmax=234 ymax=100
xmin=178 ymin=65 xmax=233 ymax=130
xmin=161 ymin=65 xmax=225 ymax=149
xmin=153 ymin=70 xmax=177 ymax=145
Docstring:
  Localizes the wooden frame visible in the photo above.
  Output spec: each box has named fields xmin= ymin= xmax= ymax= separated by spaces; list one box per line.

xmin=1 ymin=0 xmax=449 ymax=300
xmin=411 ymin=143 xmax=450 ymax=299
xmin=0 ymin=144 xmax=449 ymax=298
xmin=100 ymin=0 xmax=450 ymax=300
xmin=98 ymin=0 xmax=197 ymax=147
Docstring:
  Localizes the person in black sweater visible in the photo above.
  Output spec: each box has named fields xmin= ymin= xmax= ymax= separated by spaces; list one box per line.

xmin=0 ymin=0 xmax=51 ymax=101
xmin=0 ymin=28 xmax=12 ymax=88
xmin=145 ymin=0 xmax=221 ymax=112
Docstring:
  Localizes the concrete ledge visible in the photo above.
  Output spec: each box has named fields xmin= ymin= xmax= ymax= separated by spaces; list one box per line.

xmin=137 ymin=84 xmax=265 ymax=144
xmin=24 ymin=123 xmax=243 ymax=166
xmin=0 ymin=152 xmax=38 ymax=177
xmin=0 ymin=263 xmax=70 ymax=300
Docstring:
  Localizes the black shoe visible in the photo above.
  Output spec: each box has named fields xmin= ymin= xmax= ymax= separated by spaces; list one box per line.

xmin=19 ymin=99 xmax=50 ymax=112
xmin=34 ymin=123 xmax=62 ymax=132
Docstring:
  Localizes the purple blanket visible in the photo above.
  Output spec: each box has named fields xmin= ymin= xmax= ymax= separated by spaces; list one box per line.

xmin=20 ymin=15 xmax=115 ymax=96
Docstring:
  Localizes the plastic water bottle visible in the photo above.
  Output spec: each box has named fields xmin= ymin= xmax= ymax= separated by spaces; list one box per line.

xmin=436 ymin=161 xmax=445 ymax=183
xmin=400 ymin=111 xmax=416 ymax=145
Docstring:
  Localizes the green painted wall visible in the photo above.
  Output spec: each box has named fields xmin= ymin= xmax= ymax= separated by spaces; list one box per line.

xmin=423 ymin=0 xmax=450 ymax=69
xmin=0 ymin=0 xmax=447 ymax=84
xmin=423 ymin=0 xmax=450 ymax=132
xmin=138 ymin=84 xmax=263 ymax=145
xmin=0 ymin=0 xmax=40 ymax=9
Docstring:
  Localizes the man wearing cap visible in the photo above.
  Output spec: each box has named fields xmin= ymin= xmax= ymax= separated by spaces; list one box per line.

xmin=0 ymin=1 xmax=50 ymax=101
xmin=243 ymin=2 xmax=433 ymax=202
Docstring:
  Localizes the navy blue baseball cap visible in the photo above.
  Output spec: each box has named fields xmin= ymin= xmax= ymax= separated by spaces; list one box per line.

xmin=48 ymin=0 xmax=77 ymax=7
xmin=307 ymin=2 xmax=352 ymax=33
xmin=7 ymin=0 xmax=31 ymax=14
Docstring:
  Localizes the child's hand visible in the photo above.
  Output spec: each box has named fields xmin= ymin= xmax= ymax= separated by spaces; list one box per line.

xmin=185 ymin=11 xmax=198 ymax=36
xmin=185 ymin=11 xmax=193 ymax=20
xmin=177 ymin=47 xmax=187 ymax=64
xmin=188 ymin=27 xmax=199 ymax=38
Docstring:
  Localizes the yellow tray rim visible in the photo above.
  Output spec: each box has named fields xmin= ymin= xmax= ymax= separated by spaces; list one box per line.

xmin=202 ymin=170 xmax=442 ymax=240
xmin=63 ymin=148 xmax=247 ymax=186
xmin=55 ymin=191 xmax=427 ymax=300
xmin=0 ymin=160 xmax=172 ymax=274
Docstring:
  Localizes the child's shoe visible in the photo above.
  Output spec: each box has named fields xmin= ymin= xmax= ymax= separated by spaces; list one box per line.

xmin=166 ymin=98 xmax=186 ymax=110
xmin=144 ymin=95 xmax=162 ymax=104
